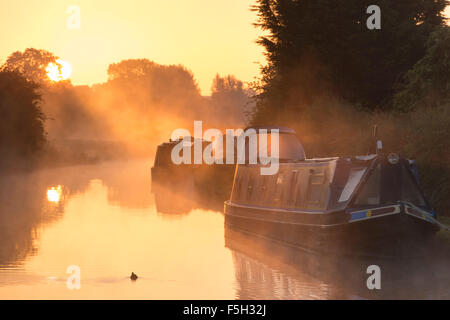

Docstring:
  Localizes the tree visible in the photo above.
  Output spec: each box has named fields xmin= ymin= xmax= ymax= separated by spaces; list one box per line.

xmin=210 ymin=74 xmax=254 ymax=125
xmin=251 ymin=0 xmax=448 ymax=123
xmin=0 ymin=71 xmax=46 ymax=168
xmin=1 ymin=48 xmax=58 ymax=84
xmin=103 ymin=59 xmax=204 ymax=117
xmin=107 ymin=59 xmax=200 ymax=101
xmin=107 ymin=59 xmax=157 ymax=80
xmin=393 ymin=26 xmax=450 ymax=111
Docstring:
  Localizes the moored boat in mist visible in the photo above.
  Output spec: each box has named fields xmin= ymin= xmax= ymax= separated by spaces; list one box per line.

xmin=224 ymin=127 xmax=442 ymax=257
xmin=151 ymin=136 xmax=235 ymax=211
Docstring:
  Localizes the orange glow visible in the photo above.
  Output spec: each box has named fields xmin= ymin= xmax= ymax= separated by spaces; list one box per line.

xmin=0 ymin=0 xmax=263 ymax=94
xmin=46 ymin=59 xmax=72 ymax=82
xmin=47 ymin=185 xmax=62 ymax=203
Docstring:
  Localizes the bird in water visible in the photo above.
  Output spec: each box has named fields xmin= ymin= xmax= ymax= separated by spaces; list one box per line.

xmin=130 ymin=272 xmax=138 ymax=281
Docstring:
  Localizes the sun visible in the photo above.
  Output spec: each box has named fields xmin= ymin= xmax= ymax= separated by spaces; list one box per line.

xmin=47 ymin=185 xmax=63 ymax=203
xmin=46 ymin=59 xmax=72 ymax=82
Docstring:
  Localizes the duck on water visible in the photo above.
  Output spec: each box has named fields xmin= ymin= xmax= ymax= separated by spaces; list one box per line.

xmin=224 ymin=126 xmax=445 ymax=258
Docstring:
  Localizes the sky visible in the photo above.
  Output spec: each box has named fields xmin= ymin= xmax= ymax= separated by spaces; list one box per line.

xmin=0 ymin=0 xmax=264 ymax=95
xmin=0 ymin=1 xmax=449 ymax=95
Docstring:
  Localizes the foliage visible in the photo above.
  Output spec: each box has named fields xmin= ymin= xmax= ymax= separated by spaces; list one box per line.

xmin=393 ymin=26 xmax=450 ymax=111
xmin=251 ymin=0 xmax=448 ymax=122
xmin=400 ymin=104 xmax=450 ymax=215
xmin=0 ymin=48 xmax=58 ymax=85
xmin=270 ymin=94 xmax=450 ymax=216
xmin=0 ymin=71 xmax=46 ymax=169
xmin=107 ymin=58 xmax=200 ymax=102
xmin=210 ymin=74 xmax=255 ymax=126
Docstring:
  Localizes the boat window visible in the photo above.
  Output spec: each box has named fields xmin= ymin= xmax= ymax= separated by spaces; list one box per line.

xmin=288 ymin=171 xmax=299 ymax=206
xmin=260 ymin=175 xmax=269 ymax=204
xmin=338 ymin=167 xmax=366 ymax=202
xmin=246 ymin=174 xmax=255 ymax=201
xmin=307 ymin=184 xmax=322 ymax=204
xmin=401 ymin=166 xmax=426 ymax=207
xmin=353 ymin=164 xmax=381 ymax=206
xmin=306 ymin=169 xmax=327 ymax=209
xmin=274 ymin=173 xmax=284 ymax=205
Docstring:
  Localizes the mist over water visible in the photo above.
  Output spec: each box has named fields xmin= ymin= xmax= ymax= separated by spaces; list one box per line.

xmin=0 ymin=159 xmax=449 ymax=299
xmin=1 ymin=0 xmax=449 ymax=302
xmin=37 ymin=61 xmax=252 ymax=165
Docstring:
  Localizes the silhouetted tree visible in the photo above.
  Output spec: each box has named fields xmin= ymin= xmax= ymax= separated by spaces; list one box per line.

xmin=1 ymin=48 xmax=58 ymax=84
xmin=97 ymin=59 xmax=247 ymax=145
xmin=106 ymin=59 xmax=200 ymax=104
xmin=94 ymin=59 xmax=208 ymax=147
xmin=394 ymin=26 xmax=450 ymax=111
xmin=0 ymin=71 xmax=46 ymax=168
xmin=107 ymin=59 xmax=157 ymax=80
xmin=210 ymin=74 xmax=254 ymax=125
xmin=251 ymin=0 xmax=448 ymax=123
xmin=43 ymin=84 xmax=108 ymax=140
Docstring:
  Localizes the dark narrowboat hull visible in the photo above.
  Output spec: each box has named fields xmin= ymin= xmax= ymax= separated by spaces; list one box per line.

xmin=224 ymin=201 xmax=439 ymax=258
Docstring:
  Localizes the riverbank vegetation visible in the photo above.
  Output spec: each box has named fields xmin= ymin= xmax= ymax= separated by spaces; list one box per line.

xmin=0 ymin=71 xmax=46 ymax=172
xmin=250 ymin=0 xmax=450 ymax=216
xmin=0 ymin=1 xmax=449 ymax=217
xmin=0 ymin=51 xmax=251 ymax=172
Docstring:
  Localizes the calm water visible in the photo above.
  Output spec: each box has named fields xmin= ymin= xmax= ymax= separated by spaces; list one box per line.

xmin=0 ymin=160 xmax=449 ymax=299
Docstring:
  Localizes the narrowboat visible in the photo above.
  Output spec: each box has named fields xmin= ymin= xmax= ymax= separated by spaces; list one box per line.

xmin=151 ymin=136 xmax=235 ymax=210
xmin=224 ymin=127 xmax=443 ymax=257
xmin=151 ymin=137 xmax=204 ymax=189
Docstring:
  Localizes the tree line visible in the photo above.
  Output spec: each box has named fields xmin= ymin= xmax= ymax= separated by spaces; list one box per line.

xmin=249 ymin=0 xmax=450 ymax=216
xmin=0 ymin=49 xmax=253 ymax=170
xmin=251 ymin=0 xmax=449 ymax=122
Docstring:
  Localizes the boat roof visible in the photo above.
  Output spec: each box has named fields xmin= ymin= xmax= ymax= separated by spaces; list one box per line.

xmin=230 ymin=154 xmax=430 ymax=214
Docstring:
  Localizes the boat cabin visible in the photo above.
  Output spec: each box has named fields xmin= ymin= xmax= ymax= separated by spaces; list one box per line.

xmin=229 ymin=128 xmax=432 ymax=215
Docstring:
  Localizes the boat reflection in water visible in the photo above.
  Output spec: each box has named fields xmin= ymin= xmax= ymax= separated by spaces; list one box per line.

xmin=0 ymin=159 xmax=448 ymax=299
xmin=151 ymin=178 xmax=225 ymax=217
xmin=152 ymin=179 xmax=197 ymax=217
xmin=225 ymin=223 xmax=450 ymax=299
xmin=151 ymin=137 xmax=234 ymax=216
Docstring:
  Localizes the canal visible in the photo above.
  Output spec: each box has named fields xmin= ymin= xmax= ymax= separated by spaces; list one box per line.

xmin=0 ymin=160 xmax=449 ymax=299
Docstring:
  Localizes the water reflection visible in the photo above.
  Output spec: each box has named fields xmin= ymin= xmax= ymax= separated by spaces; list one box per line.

xmin=0 ymin=161 xmax=155 ymax=271
xmin=0 ymin=161 xmax=235 ymax=299
xmin=0 ymin=160 xmax=448 ymax=299
xmin=225 ymin=224 xmax=450 ymax=299
xmin=152 ymin=175 xmax=197 ymax=217
xmin=0 ymin=172 xmax=59 ymax=269
xmin=151 ymin=175 xmax=225 ymax=217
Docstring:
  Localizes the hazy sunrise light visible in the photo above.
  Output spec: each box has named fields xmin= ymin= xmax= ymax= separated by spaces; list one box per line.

xmin=0 ymin=0 xmax=449 ymax=305
xmin=46 ymin=59 xmax=72 ymax=81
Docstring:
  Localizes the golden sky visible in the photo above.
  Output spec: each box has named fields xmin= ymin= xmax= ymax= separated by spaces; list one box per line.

xmin=0 ymin=0 xmax=264 ymax=95
xmin=0 ymin=1 xmax=449 ymax=95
